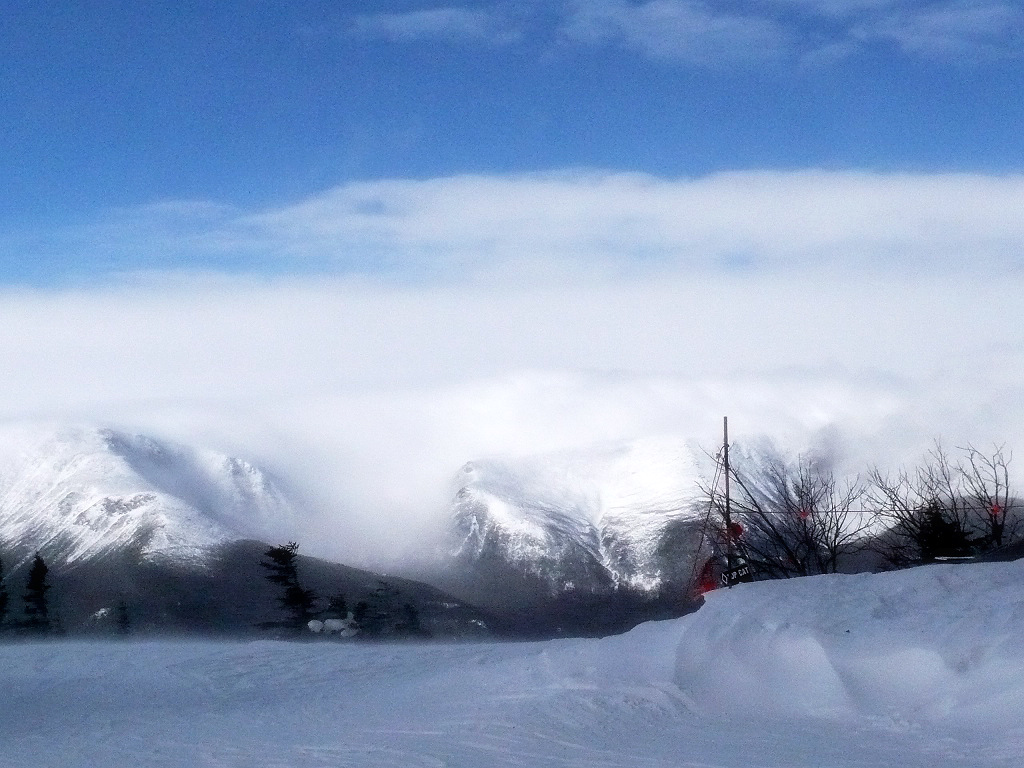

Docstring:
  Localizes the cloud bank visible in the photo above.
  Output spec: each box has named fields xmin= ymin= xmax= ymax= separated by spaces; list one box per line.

xmin=1 ymin=272 xmax=1022 ymax=566
xmin=17 ymin=170 xmax=1024 ymax=283
xmin=3 ymin=167 xmax=1023 ymax=566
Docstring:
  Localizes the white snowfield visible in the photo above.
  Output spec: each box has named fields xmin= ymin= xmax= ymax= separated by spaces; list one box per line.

xmin=3 ymin=560 xmax=1023 ymax=768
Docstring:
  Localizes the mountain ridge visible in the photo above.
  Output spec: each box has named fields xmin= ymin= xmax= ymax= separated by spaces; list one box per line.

xmin=0 ymin=423 xmax=297 ymax=567
xmin=0 ymin=422 xmax=707 ymax=637
xmin=439 ymin=437 xmax=708 ymax=630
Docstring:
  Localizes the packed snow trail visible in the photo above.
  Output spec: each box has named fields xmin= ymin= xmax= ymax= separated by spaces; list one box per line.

xmin=2 ymin=560 xmax=1023 ymax=767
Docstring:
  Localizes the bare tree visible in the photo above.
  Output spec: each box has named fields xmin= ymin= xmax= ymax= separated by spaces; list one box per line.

xmin=867 ymin=442 xmax=1018 ymax=567
xmin=959 ymin=443 xmax=1018 ymax=548
xmin=699 ymin=443 xmax=869 ymax=581
xmin=868 ymin=443 xmax=960 ymax=567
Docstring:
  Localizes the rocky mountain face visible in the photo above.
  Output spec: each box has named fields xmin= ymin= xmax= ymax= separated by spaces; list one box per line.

xmin=0 ymin=424 xmax=710 ymax=638
xmin=0 ymin=424 xmax=489 ymax=637
xmin=0 ymin=424 xmax=297 ymax=567
xmin=439 ymin=438 xmax=709 ymax=634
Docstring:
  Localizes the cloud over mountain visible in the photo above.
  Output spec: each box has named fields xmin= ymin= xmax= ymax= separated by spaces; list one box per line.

xmin=3 ymin=167 xmax=1022 ymax=568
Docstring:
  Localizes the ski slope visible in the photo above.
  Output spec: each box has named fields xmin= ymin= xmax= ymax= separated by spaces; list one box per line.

xmin=2 ymin=560 xmax=1023 ymax=767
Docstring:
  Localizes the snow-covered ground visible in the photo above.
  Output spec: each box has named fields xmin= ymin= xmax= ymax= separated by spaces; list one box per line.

xmin=3 ymin=560 xmax=1023 ymax=767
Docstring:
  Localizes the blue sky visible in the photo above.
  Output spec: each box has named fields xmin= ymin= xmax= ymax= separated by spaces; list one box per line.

xmin=3 ymin=1 xmax=1024 ymax=283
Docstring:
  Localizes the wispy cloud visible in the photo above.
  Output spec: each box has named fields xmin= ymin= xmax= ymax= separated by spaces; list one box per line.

xmin=852 ymin=0 xmax=1024 ymax=56
xmin=561 ymin=0 xmax=794 ymax=65
xmin=577 ymin=1 xmax=1024 ymax=63
xmin=17 ymin=170 xmax=1024 ymax=284
xmin=351 ymin=6 xmax=521 ymax=44
xmin=352 ymin=2 xmax=1024 ymax=65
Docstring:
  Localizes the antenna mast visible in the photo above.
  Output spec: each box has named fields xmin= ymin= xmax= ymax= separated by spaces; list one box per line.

xmin=723 ymin=416 xmax=733 ymax=586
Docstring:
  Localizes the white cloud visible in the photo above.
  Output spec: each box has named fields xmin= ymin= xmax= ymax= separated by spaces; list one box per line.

xmin=340 ymin=2 xmax=1024 ymax=64
xmin=43 ymin=170 xmax=1024 ymax=281
xmin=351 ymin=6 xmax=520 ymax=44
xmin=852 ymin=1 xmax=1024 ymax=56
xmin=765 ymin=0 xmax=901 ymax=15
xmin=561 ymin=0 xmax=795 ymax=64
xmin=556 ymin=0 xmax=1024 ymax=64
xmin=1 ymin=267 xmax=1023 ymax=565
xmin=6 ymin=167 xmax=1024 ymax=565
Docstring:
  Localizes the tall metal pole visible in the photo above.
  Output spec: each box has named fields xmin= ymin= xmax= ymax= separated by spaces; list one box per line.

xmin=723 ymin=416 xmax=733 ymax=586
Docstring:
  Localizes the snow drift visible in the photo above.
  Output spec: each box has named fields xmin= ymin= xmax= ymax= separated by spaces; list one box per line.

xmin=675 ymin=560 xmax=1024 ymax=728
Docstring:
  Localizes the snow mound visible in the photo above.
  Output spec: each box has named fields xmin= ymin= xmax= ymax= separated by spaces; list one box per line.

xmin=671 ymin=560 xmax=1024 ymax=728
xmin=0 ymin=423 xmax=297 ymax=564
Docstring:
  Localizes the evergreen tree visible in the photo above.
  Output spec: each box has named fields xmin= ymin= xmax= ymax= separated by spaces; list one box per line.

xmin=0 ymin=556 xmax=9 ymax=630
xmin=919 ymin=501 xmax=973 ymax=562
xmin=116 ymin=599 xmax=131 ymax=636
xmin=260 ymin=542 xmax=317 ymax=631
xmin=358 ymin=581 xmax=400 ymax=636
xmin=356 ymin=582 xmax=426 ymax=637
xmin=326 ymin=592 xmax=348 ymax=619
xmin=398 ymin=603 xmax=425 ymax=637
xmin=23 ymin=552 xmax=51 ymax=634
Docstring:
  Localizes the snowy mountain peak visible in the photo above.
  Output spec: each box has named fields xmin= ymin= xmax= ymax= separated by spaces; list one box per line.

xmin=0 ymin=423 xmax=297 ymax=565
xmin=448 ymin=437 xmax=708 ymax=596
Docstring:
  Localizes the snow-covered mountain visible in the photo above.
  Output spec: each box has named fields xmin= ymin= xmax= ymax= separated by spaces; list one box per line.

xmin=0 ymin=423 xmax=713 ymax=634
xmin=0 ymin=424 xmax=297 ymax=565
xmin=445 ymin=437 xmax=709 ymax=614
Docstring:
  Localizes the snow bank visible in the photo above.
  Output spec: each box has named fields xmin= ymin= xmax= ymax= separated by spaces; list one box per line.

xmin=673 ymin=560 xmax=1024 ymax=728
